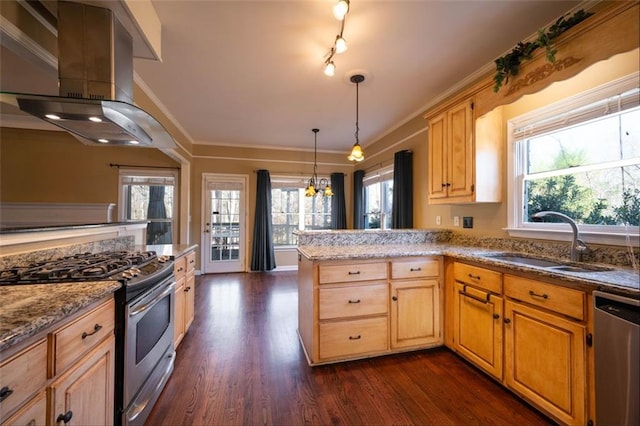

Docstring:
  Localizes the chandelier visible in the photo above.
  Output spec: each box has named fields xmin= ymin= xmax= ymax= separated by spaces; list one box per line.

xmin=305 ymin=128 xmax=334 ymax=197
xmin=347 ymin=74 xmax=365 ymax=162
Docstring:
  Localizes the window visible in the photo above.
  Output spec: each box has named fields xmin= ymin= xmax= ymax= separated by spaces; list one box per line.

xmin=363 ymin=167 xmax=393 ymax=229
xmin=271 ymin=177 xmax=331 ymax=246
xmin=119 ymin=169 xmax=177 ymax=245
xmin=508 ymin=75 xmax=639 ymax=244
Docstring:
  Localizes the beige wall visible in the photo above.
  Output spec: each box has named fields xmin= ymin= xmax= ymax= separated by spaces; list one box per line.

xmin=0 ymin=127 xmax=179 ymax=204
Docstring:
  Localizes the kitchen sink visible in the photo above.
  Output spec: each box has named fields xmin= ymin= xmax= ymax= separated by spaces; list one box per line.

xmin=486 ymin=255 xmax=563 ymax=268
xmin=483 ymin=254 xmax=613 ymax=273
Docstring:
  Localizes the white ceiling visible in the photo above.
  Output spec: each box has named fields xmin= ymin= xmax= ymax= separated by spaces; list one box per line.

xmin=1 ymin=0 xmax=582 ymax=153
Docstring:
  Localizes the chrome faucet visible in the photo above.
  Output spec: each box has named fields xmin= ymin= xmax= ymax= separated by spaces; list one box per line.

xmin=532 ymin=211 xmax=588 ymax=262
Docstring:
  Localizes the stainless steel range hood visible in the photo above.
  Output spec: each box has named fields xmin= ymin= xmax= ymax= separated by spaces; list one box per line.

xmin=1 ymin=1 xmax=175 ymax=149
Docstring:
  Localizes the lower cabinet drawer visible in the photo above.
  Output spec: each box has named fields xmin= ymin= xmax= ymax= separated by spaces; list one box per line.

xmin=319 ymin=283 xmax=388 ymax=320
xmin=53 ymin=299 xmax=115 ymax=375
xmin=0 ymin=339 xmax=47 ymax=422
xmin=319 ymin=316 xmax=388 ymax=360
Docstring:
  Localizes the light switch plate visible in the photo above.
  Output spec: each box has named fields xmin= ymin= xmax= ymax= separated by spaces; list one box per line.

xmin=453 ymin=216 xmax=460 ymax=226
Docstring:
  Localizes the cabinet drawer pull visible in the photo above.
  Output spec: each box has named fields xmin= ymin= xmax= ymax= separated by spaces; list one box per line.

xmin=392 ymin=296 xmax=398 ymax=301
xmin=504 ymin=318 xmax=511 ymax=324
xmin=81 ymin=323 xmax=103 ymax=339
xmin=184 ymin=286 xmax=192 ymax=292
xmin=348 ymin=271 xmax=361 ymax=275
xmin=528 ymin=290 xmax=549 ymax=299
xmin=0 ymin=386 xmax=14 ymax=402
xmin=467 ymin=273 xmax=481 ymax=280
xmin=56 ymin=410 xmax=73 ymax=424
xmin=349 ymin=335 xmax=362 ymax=340
xmin=459 ymin=285 xmax=491 ymax=304
xmin=409 ymin=267 xmax=422 ymax=272
xmin=348 ymin=299 xmax=361 ymax=304
xmin=459 ymin=290 xmax=489 ymax=304
xmin=493 ymin=313 xmax=500 ymax=319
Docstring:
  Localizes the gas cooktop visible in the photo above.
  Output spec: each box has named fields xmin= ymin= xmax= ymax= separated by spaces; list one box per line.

xmin=0 ymin=250 xmax=171 ymax=285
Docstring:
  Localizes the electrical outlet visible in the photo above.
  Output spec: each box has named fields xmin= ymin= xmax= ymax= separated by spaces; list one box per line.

xmin=463 ymin=216 xmax=473 ymax=228
xmin=436 ymin=215 xmax=441 ymax=225
xmin=453 ymin=216 xmax=460 ymax=226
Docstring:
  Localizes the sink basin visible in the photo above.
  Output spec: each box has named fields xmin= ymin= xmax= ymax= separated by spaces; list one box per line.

xmin=487 ymin=255 xmax=563 ymax=268
xmin=547 ymin=264 xmax=614 ymax=273
xmin=483 ymin=254 xmax=613 ymax=273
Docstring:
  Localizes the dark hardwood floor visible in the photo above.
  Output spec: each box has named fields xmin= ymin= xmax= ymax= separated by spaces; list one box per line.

xmin=145 ymin=271 xmax=553 ymax=426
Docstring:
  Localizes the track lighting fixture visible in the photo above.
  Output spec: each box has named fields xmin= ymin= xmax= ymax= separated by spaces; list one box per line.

xmin=347 ymin=74 xmax=365 ymax=162
xmin=305 ymin=128 xmax=333 ymax=197
xmin=333 ymin=0 xmax=350 ymax=20
xmin=323 ymin=1 xmax=350 ymax=76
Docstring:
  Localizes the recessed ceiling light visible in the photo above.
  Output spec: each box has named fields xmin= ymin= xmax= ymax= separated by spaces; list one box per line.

xmin=45 ymin=114 xmax=61 ymax=120
xmin=89 ymin=116 xmax=102 ymax=122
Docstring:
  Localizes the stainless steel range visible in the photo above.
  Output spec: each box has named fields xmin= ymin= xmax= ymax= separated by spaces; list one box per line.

xmin=0 ymin=250 xmax=176 ymax=426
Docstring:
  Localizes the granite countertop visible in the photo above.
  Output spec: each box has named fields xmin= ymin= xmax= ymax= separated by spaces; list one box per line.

xmin=298 ymin=243 xmax=640 ymax=297
xmin=0 ymin=280 xmax=122 ymax=352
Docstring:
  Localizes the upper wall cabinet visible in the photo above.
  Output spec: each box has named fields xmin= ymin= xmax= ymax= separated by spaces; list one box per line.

xmin=426 ymin=99 xmax=502 ymax=204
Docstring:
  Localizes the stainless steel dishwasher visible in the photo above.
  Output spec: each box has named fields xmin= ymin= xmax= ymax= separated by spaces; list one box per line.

xmin=593 ymin=290 xmax=640 ymax=426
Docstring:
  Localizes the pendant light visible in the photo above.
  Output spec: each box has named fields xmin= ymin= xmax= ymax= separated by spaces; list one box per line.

xmin=305 ymin=128 xmax=333 ymax=197
xmin=348 ymin=74 xmax=365 ymax=162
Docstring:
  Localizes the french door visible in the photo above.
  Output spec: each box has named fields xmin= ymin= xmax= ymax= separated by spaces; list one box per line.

xmin=202 ymin=174 xmax=248 ymax=273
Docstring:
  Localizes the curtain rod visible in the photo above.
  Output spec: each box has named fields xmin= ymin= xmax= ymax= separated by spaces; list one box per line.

xmin=253 ymin=170 xmax=346 ymax=176
xmin=110 ymin=163 xmax=181 ymax=170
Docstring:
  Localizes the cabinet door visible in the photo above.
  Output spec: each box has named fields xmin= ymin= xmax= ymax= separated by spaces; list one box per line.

xmin=454 ymin=283 xmax=503 ymax=380
xmin=504 ymin=300 xmax=586 ymax=425
xmin=49 ymin=336 xmax=115 ymax=426
xmin=184 ymin=268 xmax=195 ymax=332
xmin=447 ymin=101 xmax=474 ymax=199
xmin=174 ymin=274 xmax=186 ymax=349
xmin=390 ymin=279 xmax=440 ymax=349
xmin=427 ymin=112 xmax=447 ymax=200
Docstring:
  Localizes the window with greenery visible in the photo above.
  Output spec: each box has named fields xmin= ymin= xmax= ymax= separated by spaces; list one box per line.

xmin=271 ymin=178 xmax=331 ymax=246
xmin=510 ymin=77 xmax=639 ymax=242
xmin=363 ymin=167 xmax=393 ymax=229
xmin=119 ymin=170 xmax=177 ymax=245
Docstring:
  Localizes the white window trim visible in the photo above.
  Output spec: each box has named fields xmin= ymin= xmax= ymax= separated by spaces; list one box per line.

xmin=363 ymin=165 xmax=394 ymax=230
xmin=118 ymin=167 xmax=179 ymax=244
xmin=506 ymin=73 xmax=640 ymax=247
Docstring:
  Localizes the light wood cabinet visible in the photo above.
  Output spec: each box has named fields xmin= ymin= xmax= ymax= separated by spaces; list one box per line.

xmin=184 ymin=251 xmax=196 ymax=331
xmin=0 ymin=298 xmax=115 ymax=426
xmin=49 ymin=336 xmax=114 ymax=426
xmin=174 ymin=250 xmax=196 ymax=349
xmin=0 ymin=340 xmax=47 ymax=423
xmin=452 ymin=262 xmax=503 ymax=379
xmin=503 ymin=275 xmax=587 ymax=426
xmin=426 ymin=100 xmax=502 ymax=204
xmin=173 ymin=255 xmax=187 ymax=349
xmin=449 ymin=263 xmax=590 ymax=425
xmin=390 ymin=258 xmax=442 ymax=349
xmin=298 ymin=256 xmax=442 ymax=365
xmin=453 ymin=282 xmax=503 ymax=380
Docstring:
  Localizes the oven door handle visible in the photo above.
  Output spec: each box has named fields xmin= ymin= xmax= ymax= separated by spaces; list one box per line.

xmin=129 ymin=281 xmax=175 ymax=317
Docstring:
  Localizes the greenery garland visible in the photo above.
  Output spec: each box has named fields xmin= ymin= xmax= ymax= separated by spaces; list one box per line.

xmin=493 ymin=9 xmax=593 ymax=93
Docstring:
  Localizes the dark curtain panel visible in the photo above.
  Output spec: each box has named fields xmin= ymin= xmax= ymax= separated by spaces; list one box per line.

xmin=330 ymin=173 xmax=347 ymax=229
xmin=392 ymin=150 xmax=413 ymax=229
xmin=251 ymin=170 xmax=276 ymax=271
xmin=353 ymin=169 xmax=365 ymax=229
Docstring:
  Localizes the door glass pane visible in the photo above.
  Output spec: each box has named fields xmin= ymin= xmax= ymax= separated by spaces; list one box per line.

xmin=210 ymin=190 xmax=240 ymax=261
